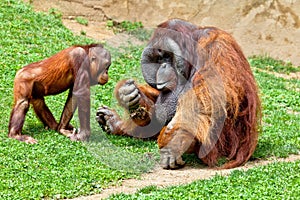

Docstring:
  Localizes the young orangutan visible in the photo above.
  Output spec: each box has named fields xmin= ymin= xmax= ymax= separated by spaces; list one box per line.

xmin=9 ymin=44 xmax=111 ymax=144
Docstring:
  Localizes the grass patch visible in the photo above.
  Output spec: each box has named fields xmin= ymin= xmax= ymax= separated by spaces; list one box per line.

xmin=75 ymin=16 xmax=89 ymax=26
xmin=249 ymin=56 xmax=300 ymax=73
xmin=250 ymin=57 xmax=300 ymax=158
xmin=0 ymin=0 xmax=299 ymax=199
xmin=106 ymin=20 xmax=152 ymax=41
xmin=106 ymin=20 xmax=143 ymax=33
xmin=0 ymin=1 xmax=154 ymax=199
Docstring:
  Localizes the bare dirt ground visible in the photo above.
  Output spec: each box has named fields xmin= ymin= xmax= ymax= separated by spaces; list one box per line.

xmin=25 ymin=0 xmax=300 ymax=66
xmin=23 ymin=1 xmax=300 ymax=199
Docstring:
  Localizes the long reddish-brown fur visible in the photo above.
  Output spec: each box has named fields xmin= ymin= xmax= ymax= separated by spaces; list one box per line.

xmin=157 ymin=21 xmax=261 ymax=169
xmin=97 ymin=19 xmax=261 ymax=169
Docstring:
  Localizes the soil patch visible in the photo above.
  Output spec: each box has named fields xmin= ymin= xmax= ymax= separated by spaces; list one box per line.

xmin=25 ymin=0 xmax=300 ymax=66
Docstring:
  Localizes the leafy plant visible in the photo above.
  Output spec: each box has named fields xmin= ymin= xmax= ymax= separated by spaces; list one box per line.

xmin=48 ymin=8 xmax=62 ymax=19
xmin=120 ymin=21 xmax=143 ymax=31
xmin=107 ymin=20 xmax=143 ymax=33
xmin=106 ymin=20 xmax=152 ymax=41
xmin=107 ymin=20 xmax=143 ymax=31
xmin=249 ymin=56 xmax=300 ymax=73
xmin=76 ymin=16 xmax=89 ymax=26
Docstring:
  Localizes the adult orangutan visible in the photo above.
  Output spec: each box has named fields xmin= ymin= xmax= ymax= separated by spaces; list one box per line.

xmin=96 ymin=19 xmax=261 ymax=169
xmin=9 ymin=44 xmax=111 ymax=144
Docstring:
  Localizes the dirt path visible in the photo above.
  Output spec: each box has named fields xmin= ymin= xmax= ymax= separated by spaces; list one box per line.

xmin=71 ymin=154 xmax=300 ymax=200
xmin=25 ymin=0 xmax=300 ymax=66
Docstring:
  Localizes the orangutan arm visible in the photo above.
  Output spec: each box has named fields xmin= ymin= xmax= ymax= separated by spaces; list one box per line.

xmin=96 ymin=79 xmax=161 ymax=138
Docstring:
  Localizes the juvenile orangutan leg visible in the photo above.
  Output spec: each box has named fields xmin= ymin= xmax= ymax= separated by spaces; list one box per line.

xmin=158 ymin=128 xmax=197 ymax=169
xmin=8 ymin=99 xmax=37 ymax=144
xmin=31 ymin=98 xmax=58 ymax=130
xmin=57 ymin=92 xmax=77 ymax=137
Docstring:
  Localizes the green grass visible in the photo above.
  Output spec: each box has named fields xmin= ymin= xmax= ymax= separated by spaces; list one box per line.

xmin=249 ymin=58 xmax=300 ymax=159
xmin=0 ymin=1 xmax=155 ymax=199
xmin=0 ymin=0 xmax=299 ymax=199
xmin=249 ymin=56 xmax=300 ymax=74
xmin=75 ymin=16 xmax=89 ymax=26
xmin=106 ymin=20 xmax=152 ymax=41
xmin=106 ymin=20 xmax=143 ymax=33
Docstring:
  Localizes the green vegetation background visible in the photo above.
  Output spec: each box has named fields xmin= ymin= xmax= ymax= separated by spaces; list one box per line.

xmin=0 ymin=1 xmax=299 ymax=199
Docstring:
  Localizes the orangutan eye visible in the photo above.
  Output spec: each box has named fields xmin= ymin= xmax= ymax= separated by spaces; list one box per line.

xmin=91 ymin=56 xmax=96 ymax=61
xmin=158 ymin=52 xmax=172 ymax=64
xmin=106 ymin=63 xmax=111 ymax=70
